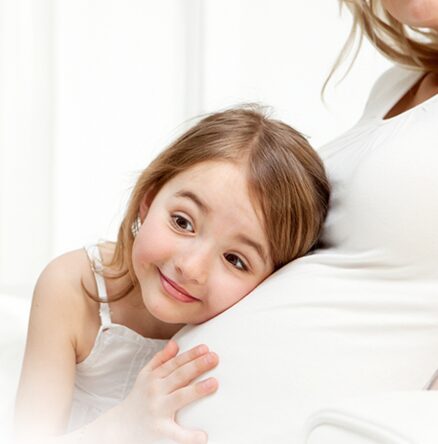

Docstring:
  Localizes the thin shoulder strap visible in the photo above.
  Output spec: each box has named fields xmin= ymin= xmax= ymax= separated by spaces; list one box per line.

xmin=84 ymin=244 xmax=112 ymax=327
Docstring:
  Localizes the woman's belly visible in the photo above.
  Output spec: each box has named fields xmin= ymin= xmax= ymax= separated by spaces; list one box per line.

xmin=173 ymin=251 xmax=438 ymax=444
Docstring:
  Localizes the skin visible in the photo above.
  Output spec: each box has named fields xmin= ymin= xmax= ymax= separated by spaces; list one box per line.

xmin=430 ymin=376 xmax=438 ymax=389
xmin=381 ymin=0 xmax=438 ymax=29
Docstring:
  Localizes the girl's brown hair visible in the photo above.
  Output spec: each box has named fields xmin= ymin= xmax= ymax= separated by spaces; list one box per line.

xmin=99 ymin=105 xmax=330 ymax=301
xmin=325 ymin=0 xmax=438 ymax=91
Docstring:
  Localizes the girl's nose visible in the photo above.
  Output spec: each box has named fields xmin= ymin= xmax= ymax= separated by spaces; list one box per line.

xmin=174 ymin=245 xmax=211 ymax=285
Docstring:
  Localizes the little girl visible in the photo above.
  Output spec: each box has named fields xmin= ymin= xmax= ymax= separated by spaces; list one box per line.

xmin=14 ymin=106 xmax=330 ymax=444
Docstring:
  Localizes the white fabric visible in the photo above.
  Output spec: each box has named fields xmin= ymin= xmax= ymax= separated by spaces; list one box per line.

xmin=86 ymin=244 xmax=113 ymax=327
xmin=67 ymin=245 xmax=167 ymax=432
xmin=305 ymin=391 xmax=438 ymax=444
xmin=167 ymin=66 xmax=438 ymax=444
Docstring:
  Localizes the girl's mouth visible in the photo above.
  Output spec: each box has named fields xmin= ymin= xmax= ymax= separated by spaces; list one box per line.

xmin=158 ymin=269 xmax=200 ymax=303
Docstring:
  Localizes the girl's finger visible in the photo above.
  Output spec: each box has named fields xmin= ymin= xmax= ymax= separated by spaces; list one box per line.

xmin=166 ymin=423 xmax=208 ymax=444
xmin=165 ymin=377 xmax=219 ymax=413
xmin=153 ymin=343 xmax=210 ymax=378
xmin=146 ymin=340 xmax=179 ymax=371
xmin=162 ymin=352 xmax=219 ymax=393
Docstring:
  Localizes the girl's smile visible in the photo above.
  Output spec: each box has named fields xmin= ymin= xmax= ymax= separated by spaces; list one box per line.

xmin=158 ymin=268 xmax=200 ymax=303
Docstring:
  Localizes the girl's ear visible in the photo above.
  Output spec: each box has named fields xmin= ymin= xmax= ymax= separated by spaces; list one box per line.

xmin=139 ymin=187 xmax=157 ymax=221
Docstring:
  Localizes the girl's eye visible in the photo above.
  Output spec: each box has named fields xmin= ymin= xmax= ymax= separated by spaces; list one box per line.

xmin=224 ymin=253 xmax=248 ymax=271
xmin=172 ymin=215 xmax=194 ymax=232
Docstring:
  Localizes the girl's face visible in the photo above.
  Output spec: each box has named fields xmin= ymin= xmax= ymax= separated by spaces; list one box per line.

xmin=132 ymin=160 xmax=274 ymax=325
xmin=381 ymin=0 xmax=438 ymax=29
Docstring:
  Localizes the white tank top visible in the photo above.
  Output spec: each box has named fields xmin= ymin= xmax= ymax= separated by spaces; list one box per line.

xmin=67 ymin=244 xmax=167 ymax=432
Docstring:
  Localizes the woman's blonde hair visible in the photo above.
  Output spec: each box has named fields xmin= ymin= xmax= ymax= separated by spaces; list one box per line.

xmin=98 ymin=105 xmax=329 ymax=301
xmin=326 ymin=0 xmax=438 ymax=89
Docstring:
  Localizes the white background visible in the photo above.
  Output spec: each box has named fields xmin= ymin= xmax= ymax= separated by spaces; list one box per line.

xmin=0 ymin=0 xmax=390 ymax=298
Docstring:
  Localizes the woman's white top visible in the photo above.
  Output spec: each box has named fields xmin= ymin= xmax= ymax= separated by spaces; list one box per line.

xmin=67 ymin=245 xmax=167 ymax=432
xmin=172 ymin=66 xmax=438 ymax=443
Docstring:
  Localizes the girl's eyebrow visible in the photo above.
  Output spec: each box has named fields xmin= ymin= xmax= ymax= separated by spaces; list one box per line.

xmin=175 ymin=189 xmax=268 ymax=263
xmin=174 ymin=190 xmax=210 ymax=214
xmin=236 ymin=234 xmax=267 ymax=263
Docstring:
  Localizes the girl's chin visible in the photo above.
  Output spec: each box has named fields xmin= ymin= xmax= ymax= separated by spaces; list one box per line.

xmin=144 ymin=297 xmax=191 ymax=324
xmin=140 ymin=282 xmax=209 ymax=325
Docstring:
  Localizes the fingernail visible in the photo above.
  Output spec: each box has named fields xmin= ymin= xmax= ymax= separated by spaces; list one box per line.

xmin=204 ymin=352 xmax=215 ymax=364
xmin=197 ymin=344 xmax=208 ymax=355
xmin=202 ymin=378 xmax=216 ymax=390
xmin=194 ymin=432 xmax=207 ymax=444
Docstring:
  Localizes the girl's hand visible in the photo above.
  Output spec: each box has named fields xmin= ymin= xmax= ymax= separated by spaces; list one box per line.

xmin=114 ymin=340 xmax=219 ymax=444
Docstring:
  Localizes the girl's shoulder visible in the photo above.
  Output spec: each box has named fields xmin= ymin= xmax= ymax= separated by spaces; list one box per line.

xmin=33 ymin=247 xmax=106 ymax=360
xmin=39 ymin=242 xmax=116 ymax=301
xmin=37 ymin=247 xmax=98 ymax=304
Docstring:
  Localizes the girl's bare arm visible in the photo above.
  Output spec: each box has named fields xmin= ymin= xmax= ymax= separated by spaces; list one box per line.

xmin=14 ymin=253 xmax=219 ymax=444
xmin=14 ymin=254 xmax=80 ymax=438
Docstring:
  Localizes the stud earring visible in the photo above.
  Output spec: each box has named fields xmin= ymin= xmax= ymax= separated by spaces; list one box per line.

xmin=131 ymin=215 xmax=142 ymax=237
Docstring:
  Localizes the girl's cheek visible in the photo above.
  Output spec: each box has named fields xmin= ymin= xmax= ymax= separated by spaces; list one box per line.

xmin=131 ymin=239 xmax=147 ymax=270
xmin=210 ymin=273 xmax=243 ymax=304
xmin=135 ymin=224 xmax=175 ymax=265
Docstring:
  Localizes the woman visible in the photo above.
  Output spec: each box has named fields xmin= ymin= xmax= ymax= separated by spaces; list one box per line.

xmin=171 ymin=1 xmax=438 ymax=443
